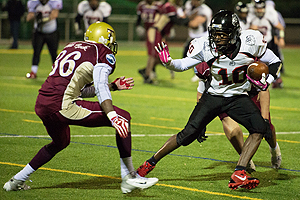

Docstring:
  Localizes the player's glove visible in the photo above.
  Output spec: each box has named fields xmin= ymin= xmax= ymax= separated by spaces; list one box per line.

xmin=264 ymin=119 xmax=272 ymax=140
xmin=155 ymin=42 xmax=172 ymax=66
xmin=197 ymin=127 xmax=208 ymax=143
xmin=194 ymin=62 xmax=210 ymax=80
xmin=136 ymin=25 xmax=145 ymax=38
xmin=246 ymin=73 xmax=269 ymax=91
xmin=36 ymin=12 xmax=43 ymax=24
xmin=107 ymin=111 xmax=129 ymax=138
xmin=111 ymin=76 xmax=134 ymax=91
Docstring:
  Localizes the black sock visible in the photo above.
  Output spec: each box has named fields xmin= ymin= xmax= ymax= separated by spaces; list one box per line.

xmin=147 ymin=156 xmax=157 ymax=166
xmin=235 ymin=165 xmax=246 ymax=171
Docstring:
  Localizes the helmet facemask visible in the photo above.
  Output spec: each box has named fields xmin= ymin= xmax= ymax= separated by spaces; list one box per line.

xmin=208 ymin=11 xmax=241 ymax=55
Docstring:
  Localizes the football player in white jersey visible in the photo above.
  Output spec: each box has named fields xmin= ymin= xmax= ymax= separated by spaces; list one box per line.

xmin=74 ymin=0 xmax=111 ymax=36
xmin=136 ymin=10 xmax=282 ymax=190
xmin=26 ymin=0 xmax=63 ymax=79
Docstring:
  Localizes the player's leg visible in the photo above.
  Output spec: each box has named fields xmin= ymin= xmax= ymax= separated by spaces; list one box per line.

xmin=226 ymin=95 xmax=264 ymax=190
xmin=26 ymin=31 xmax=45 ymax=78
xmin=251 ymin=94 xmax=281 ymax=168
xmin=4 ymin=110 xmax=70 ymax=191
xmin=45 ymin=30 xmax=59 ymax=63
xmin=137 ymin=93 xmax=219 ymax=177
xmin=68 ymin=100 xmax=158 ymax=193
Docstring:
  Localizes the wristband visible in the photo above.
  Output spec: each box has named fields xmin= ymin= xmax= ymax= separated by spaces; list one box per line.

xmin=279 ymin=30 xmax=285 ymax=38
xmin=107 ymin=111 xmax=117 ymax=121
xmin=111 ymin=82 xmax=119 ymax=91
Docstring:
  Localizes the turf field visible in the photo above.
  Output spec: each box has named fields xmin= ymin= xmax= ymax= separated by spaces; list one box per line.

xmin=0 ymin=41 xmax=300 ymax=200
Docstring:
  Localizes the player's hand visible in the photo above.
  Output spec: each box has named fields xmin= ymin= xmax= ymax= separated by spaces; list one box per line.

xmin=246 ymin=73 xmax=269 ymax=91
xmin=155 ymin=42 xmax=172 ymax=66
xmin=112 ymin=76 xmax=134 ymax=90
xmin=107 ymin=111 xmax=129 ymax=138
xmin=194 ymin=62 xmax=210 ymax=80
xmin=36 ymin=12 xmax=43 ymax=24
xmin=197 ymin=127 xmax=208 ymax=143
xmin=136 ymin=25 xmax=145 ymax=38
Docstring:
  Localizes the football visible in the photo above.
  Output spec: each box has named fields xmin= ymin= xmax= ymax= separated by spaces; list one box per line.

xmin=247 ymin=61 xmax=269 ymax=81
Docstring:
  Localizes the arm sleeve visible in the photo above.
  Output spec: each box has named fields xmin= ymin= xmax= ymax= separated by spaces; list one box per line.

xmin=93 ymin=63 xmax=113 ymax=104
xmin=260 ymin=48 xmax=282 ymax=82
xmin=167 ymin=57 xmax=201 ymax=72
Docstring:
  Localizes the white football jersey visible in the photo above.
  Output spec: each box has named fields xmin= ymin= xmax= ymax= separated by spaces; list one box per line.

xmin=77 ymin=0 xmax=111 ymax=31
xmin=250 ymin=9 xmax=279 ymax=42
xmin=186 ymin=30 xmax=267 ymax=97
xmin=184 ymin=1 xmax=212 ymax=38
xmin=27 ymin=0 xmax=63 ymax=34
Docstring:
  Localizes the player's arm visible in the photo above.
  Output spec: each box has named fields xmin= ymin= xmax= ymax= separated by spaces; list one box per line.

xmin=260 ymin=49 xmax=282 ymax=85
xmin=74 ymin=13 xmax=83 ymax=35
xmin=155 ymin=42 xmax=200 ymax=71
xmin=188 ymin=15 xmax=206 ymax=29
xmin=93 ymin=63 xmax=129 ymax=138
xmin=26 ymin=12 xmax=35 ymax=22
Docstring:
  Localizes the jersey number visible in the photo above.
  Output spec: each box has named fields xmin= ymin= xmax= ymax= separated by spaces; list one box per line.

xmin=49 ymin=50 xmax=82 ymax=77
xmin=218 ymin=65 xmax=248 ymax=85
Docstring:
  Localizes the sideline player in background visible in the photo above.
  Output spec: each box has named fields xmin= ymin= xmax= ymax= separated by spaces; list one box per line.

xmin=138 ymin=0 xmax=191 ymax=84
xmin=136 ymin=0 xmax=163 ymax=83
xmin=26 ymin=0 xmax=63 ymax=79
xmin=75 ymin=0 xmax=111 ymax=36
xmin=4 ymin=22 xmax=158 ymax=194
xmin=249 ymin=0 xmax=285 ymax=88
xmin=137 ymin=10 xmax=281 ymax=190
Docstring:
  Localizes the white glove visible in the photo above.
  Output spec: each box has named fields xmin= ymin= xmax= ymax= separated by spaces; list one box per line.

xmin=107 ymin=111 xmax=129 ymax=138
xmin=136 ymin=25 xmax=145 ymax=38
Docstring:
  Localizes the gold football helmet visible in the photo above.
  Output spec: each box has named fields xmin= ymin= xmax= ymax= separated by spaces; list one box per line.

xmin=84 ymin=21 xmax=118 ymax=55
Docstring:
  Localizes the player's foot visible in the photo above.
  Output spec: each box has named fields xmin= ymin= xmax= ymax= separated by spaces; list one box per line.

xmin=272 ymin=77 xmax=283 ymax=88
xmin=136 ymin=161 xmax=156 ymax=177
xmin=3 ymin=177 xmax=30 ymax=191
xmin=246 ymin=160 xmax=256 ymax=174
xmin=121 ymin=174 xmax=158 ymax=194
xmin=270 ymin=143 xmax=282 ymax=169
xmin=26 ymin=71 xmax=37 ymax=79
xmin=138 ymin=68 xmax=153 ymax=84
xmin=228 ymin=170 xmax=259 ymax=190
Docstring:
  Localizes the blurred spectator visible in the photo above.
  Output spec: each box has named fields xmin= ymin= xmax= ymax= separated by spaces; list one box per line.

xmin=75 ymin=0 xmax=111 ymax=36
xmin=2 ymin=0 xmax=25 ymax=49
xmin=26 ymin=0 xmax=63 ymax=79
xmin=250 ymin=0 xmax=285 ymax=88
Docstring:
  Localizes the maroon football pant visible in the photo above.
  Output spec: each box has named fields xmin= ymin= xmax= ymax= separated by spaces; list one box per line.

xmin=30 ymin=100 xmax=131 ymax=170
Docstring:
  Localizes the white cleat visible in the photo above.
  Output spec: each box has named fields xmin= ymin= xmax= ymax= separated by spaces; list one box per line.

xmin=3 ymin=177 xmax=30 ymax=191
xmin=270 ymin=143 xmax=282 ymax=169
xmin=121 ymin=174 xmax=158 ymax=194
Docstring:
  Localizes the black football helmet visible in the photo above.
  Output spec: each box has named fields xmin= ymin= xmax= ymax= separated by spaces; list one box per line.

xmin=208 ymin=10 xmax=241 ymax=54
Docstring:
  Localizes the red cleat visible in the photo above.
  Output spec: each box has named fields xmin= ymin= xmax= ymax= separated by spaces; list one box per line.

xmin=136 ymin=161 xmax=155 ymax=177
xmin=228 ymin=170 xmax=259 ymax=190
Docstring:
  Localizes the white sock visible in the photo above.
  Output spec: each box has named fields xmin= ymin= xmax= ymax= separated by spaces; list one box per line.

xmin=270 ymin=142 xmax=278 ymax=151
xmin=31 ymin=65 xmax=38 ymax=74
xmin=120 ymin=157 xmax=135 ymax=179
xmin=14 ymin=164 xmax=35 ymax=181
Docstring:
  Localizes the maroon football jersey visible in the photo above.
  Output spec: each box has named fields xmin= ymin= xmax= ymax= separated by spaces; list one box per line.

xmin=137 ymin=1 xmax=163 ymax=30
xmin=37 ymin=41 xmax=116 ymax=113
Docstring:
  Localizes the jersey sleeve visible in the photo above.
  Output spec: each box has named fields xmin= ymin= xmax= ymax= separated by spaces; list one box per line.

xmin=240 ymin=30 xmax=267 ymax=57
xmin=77 ymin=1 xmax=87 ymax=15
xmin=99 ymin=2 xmax=111 ymax=18
xmin=49 ymin=0 xmax=63 ymax=10
xmin=27 ymin=0 xmax=39 ymax=12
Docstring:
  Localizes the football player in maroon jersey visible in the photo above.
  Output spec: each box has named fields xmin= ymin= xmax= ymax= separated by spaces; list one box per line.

xmin=4 ymin=22 xmax=158 ymax=193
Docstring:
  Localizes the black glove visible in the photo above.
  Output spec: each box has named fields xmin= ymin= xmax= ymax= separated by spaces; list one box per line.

xmin=197 ymin=127 xmax=208 ymax=143
xmin=264 ymin=119 xmax=272 ymax=140
xmin=36 ymin=12 xmax=43 ymax=24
